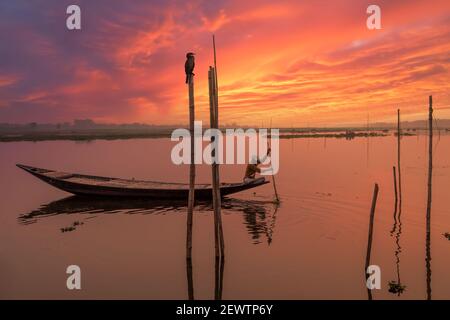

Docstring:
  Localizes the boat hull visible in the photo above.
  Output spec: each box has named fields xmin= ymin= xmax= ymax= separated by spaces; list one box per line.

xmin=17 ymin=164 xmax=269 ymax=200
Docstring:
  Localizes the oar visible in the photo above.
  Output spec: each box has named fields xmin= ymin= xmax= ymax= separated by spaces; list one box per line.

xmin=269 ymin=118 xmax=280 ymax=204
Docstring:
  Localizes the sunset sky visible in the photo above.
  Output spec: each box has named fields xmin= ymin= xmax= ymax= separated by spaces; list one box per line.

xmin=0 ymin=0 xmax=449 ymax=127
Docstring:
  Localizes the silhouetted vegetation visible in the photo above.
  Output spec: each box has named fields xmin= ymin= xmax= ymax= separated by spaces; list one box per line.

xmin=388 ymin=281 xmax=406 ymax=295
xmin=278 ymin=131 xmax=387 ymax=139
xmin=60 ymin=221 xmax=84 ymax=233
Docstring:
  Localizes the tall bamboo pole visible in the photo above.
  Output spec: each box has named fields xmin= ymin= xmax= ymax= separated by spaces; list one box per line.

xmin=186 ymin=74 xmax=195 ymax=261
xmin=212 ymin=36 xmax=225 ymax=259
xmin=365 ymin=183 xmax=379 ymax=300
xmin=213 ymin=35 xmax=218 ymax=98
xmin=208 ymin=68 xmax=222 ymax=300
xmin=426 ymin=95 xmax=433 ymax=300
xmin=397 ymin=109 xmax=402 ymax=209
xmin=214 ymin=68 xmax=225 ymax=258
xmin=208 ymin=68 xmax=220 ymax=261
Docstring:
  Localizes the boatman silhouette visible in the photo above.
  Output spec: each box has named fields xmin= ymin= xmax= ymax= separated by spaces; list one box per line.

xmin=185 ymin=52 xmax=195 ymax=84
xmin=243 ymin=147 xmax=271 ymax=183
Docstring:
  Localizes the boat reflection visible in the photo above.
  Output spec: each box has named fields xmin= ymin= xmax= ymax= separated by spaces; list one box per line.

xmin=18 ymin=196 xmax=279 ymax=245
xmin=20 ymin=196 xmax=280 ymax=300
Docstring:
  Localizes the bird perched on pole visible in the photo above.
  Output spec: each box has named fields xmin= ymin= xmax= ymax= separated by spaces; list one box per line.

xmin=185 ymin=52 xmax=195 ymax=84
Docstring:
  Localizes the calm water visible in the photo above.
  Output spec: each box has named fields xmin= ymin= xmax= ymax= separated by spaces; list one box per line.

xmin=0 ymin=134 xmax=449 ymax=299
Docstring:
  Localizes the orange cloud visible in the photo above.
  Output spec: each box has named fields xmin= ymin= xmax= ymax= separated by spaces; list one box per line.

xmin=2 ymin=0 xmax=450 ymax=126
xmin=201 ymin=4 xmax=293 ymax=32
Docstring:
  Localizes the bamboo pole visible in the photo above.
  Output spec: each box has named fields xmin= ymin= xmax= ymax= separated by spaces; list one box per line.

xmin=214 ymin=68 xmax=225 ymax=259
xmin=426 ymin=95 xmax=433 ymax=300
xmin=214 ymin=247 xmax=225 ymax=300
xmin=212 ymin=37 xmax=225 ymax=259
xmin=390 ymin=166 xmax=398 ymax=235
xmin=219 ymin=250 xmax=224 ymax=299
xmin=213 ymin=35 xmax=218 ymax=99
xmin=397 ymin=109 xmax=402 ymax=209
xmin=209 ymin=38 xmax=225 ymax=301
xmin=186 ymin=254 xmax=194 ymax=300
xmin=393 ymin=166 xmax=398 ymax=207
xmin=267 ymin=204 xmax=279 ymax=245
xmin=272 ymin=166 xmax=280 ymax=203
xmin=186 ymin=73 xmax=195 ymax=261
xmin=208 ymin=67 xmax=221 ymax=261
xmin=210 ymin=66 xmax=225 ymax=299
xmin=365 ymin=183 xmax=379 ymax=300
xmin=208 ymin=68 xmax=220 ymax=299
xmin=269 ymin=118 xmax=280 ymax=203
xmin=270 ymin=159 xmax=280 ymax=203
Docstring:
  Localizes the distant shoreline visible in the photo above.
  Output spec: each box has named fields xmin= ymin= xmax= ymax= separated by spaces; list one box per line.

xmin=0 ymin=131 xmax=170 ymax=142
xmin=0 ymin=128 xmax=442 ymax=142
xmin=2 ymin=118 xmax=449 ymax=142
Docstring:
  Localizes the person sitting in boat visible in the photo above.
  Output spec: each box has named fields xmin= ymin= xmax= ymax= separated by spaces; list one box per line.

xmin=243 ymin=148 xmax=271 ymax=183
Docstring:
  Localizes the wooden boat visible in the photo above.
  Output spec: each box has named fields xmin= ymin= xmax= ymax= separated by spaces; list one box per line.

xmin=16 ymin=164 xmax=269 ymax=199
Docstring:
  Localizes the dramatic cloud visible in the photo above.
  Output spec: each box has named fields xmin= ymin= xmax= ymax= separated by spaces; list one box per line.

xmin=0 ymin=0 xmax=449 ymax=126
